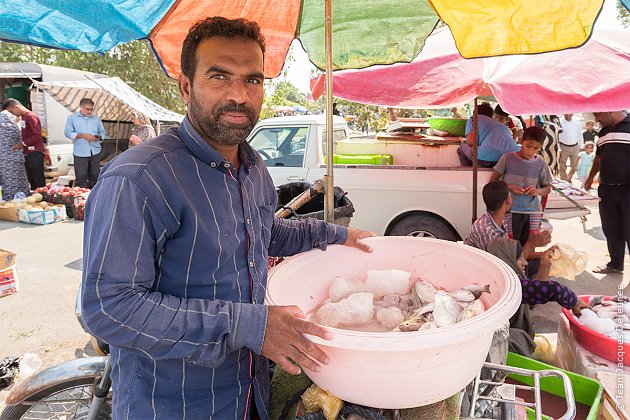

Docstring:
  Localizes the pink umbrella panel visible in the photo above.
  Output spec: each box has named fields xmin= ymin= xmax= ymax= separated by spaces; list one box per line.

xmin=311 ymin=26 xmax=630 ymax=115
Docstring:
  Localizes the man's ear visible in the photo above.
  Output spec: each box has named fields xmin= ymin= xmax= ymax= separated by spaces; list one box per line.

xmin=178 ymin=73 xmax=192 ymax=105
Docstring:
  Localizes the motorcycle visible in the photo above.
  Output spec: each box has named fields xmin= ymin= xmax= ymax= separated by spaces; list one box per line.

xmin=1 ymin=289 xmax=112 ymax=420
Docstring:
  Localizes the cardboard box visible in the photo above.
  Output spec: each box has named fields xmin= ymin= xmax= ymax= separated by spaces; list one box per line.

xmin=0 ymin=205 xmax=19 ymax=222
xmin=0 ymin=249 xmax=18 ymax=297
xmin=18 ymin=206 xmax=67 ymax=225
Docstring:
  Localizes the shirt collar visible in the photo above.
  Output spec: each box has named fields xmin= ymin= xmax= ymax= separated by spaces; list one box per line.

xmin=176 ymin=116 xmax=258 ymax=169
xmin=486 ymin=212 xmax=506 ymax=233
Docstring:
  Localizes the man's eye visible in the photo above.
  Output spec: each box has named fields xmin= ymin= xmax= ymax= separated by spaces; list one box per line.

xmin=248 ymin=78 xmax=262 ymax=85
xmin=211 ymin=74 xmax=227 ymax=80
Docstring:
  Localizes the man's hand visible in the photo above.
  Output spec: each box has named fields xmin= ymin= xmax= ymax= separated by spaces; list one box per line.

xmin=528 ymin=229 xmax=552 ymax=248
xmin=523 ymin=185 xmax=537 ymax=196
xmin=262 ymin=306 xmax=331 ymax=375
xmin=541 ymin=245 xmax=560 ymax=264
xmin=584 ymin=178 xmax=593 ymax=191
xmin=572 ymin=299 xmax=590 ymax=316
xmin=10 ymin=143 xmax=23 ymax=151
xmin=79 ymin=133 xmax=97 ymax=141
xmin=508 ymin=184 xmax=524 ymax=195
xmin=344 ymin=228 xmax=375 ymax=253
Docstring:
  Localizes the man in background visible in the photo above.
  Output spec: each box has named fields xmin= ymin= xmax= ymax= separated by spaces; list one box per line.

xmin=5 ymin=98 xmax=46 ymax=189
xmin=64 ymin=98 xmax=106 ymax=188
xmin=558 ymin=114 xmax=582 ymax=181
xmin=585 ymin=111 xmax=629 ymax=274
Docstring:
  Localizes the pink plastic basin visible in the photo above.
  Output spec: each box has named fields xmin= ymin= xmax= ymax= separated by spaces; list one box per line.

xmin=562 ymin=295 xmax=630 ymax=365
xmin=265 ymin=237 xmax=522 ymax=408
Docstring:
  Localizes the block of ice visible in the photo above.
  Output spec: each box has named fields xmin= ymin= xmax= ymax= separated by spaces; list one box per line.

xmin=364 ymin=269 xmax=411 ymax=297
xmin=328 ymin=276 xmax=365 ymax=303
xmin=377 ymin=307 xmax=405 ymax=329
xmin=315 ymin=292 xmax=375 ymax=328
xmin=380 ymin=294 xmax=401 ymax=308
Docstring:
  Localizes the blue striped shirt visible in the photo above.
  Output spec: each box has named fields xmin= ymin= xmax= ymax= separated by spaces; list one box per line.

xmin=81 ymin=116 xmax=347 ymax=419
xmin=64 ymin=112 xmax=106 ymax=157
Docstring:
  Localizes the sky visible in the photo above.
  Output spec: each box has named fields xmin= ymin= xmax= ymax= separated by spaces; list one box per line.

xmin=281 ymin=0 xmax=627 ymax=93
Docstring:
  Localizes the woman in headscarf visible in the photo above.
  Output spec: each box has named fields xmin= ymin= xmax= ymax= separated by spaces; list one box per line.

xmin=128 ymin=112 xmax=156 ymax=148
xmin=0 ymin=103 xmax=30 ymax=201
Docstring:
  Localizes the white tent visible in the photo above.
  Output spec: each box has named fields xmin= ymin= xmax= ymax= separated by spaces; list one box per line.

xmin=32 ymin=76 xmax=183 ymax=123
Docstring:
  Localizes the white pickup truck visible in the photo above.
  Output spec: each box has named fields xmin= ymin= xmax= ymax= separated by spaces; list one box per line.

xmin=247 ymin=115 xmax=594 ymax=240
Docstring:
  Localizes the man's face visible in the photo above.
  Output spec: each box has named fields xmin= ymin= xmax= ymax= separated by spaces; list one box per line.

xmin=520 ymin=139 xmax=542 ymax=159
xmin=564 ymin=114 xmax=573 ymax=121
xmin=586 ymin=122 xmax=594 ymax=131
xmin=179 ymin=36 xmax=264 ymax=146
xmin=593 ymin=112 xmax=612 ymax=127
xmin=494 ymin=114 xmax=508 ymax=124
xmin=80 ymin=103 xmax=94 ymax=116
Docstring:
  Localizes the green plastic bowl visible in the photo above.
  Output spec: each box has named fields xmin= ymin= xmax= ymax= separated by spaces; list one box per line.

xmin=427 ymin=117 xmax=467 ymax=137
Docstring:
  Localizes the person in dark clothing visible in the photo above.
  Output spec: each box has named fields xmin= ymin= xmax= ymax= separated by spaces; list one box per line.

xmin=582 ymin=120 xmax=599 ymax=144
xmin=4 ymin=98 xmax=46 ymax=189
xmin=585 ymin=111 xmax=630 ymax=274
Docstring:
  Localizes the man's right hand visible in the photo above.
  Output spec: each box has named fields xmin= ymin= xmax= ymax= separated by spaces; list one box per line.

xmin=528 ymin=228 xmax=552 ymax=248
xmin=262 ymin=305 xmax=331 ymax=375
xmin=584 ymin=178 xmax=593 ymax=191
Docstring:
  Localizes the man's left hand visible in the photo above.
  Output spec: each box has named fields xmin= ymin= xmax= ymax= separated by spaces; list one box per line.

xmin=343 ymin=228 xmax=375 ymax=253
xmin=572 ymin=299 xmax=590 ymax=316
xmin=11 ymin=144 xmax=22 ymax=151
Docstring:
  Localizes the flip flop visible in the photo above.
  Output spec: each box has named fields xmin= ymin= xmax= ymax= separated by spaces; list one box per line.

xmin=593 ymin=265 xmax=623 ymax=274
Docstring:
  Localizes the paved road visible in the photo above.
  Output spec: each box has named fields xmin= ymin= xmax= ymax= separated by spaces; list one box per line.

xmin=0 ymin=205 xmax=628 ymax=408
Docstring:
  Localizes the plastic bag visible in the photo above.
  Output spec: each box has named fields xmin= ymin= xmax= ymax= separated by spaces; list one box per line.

xmin=18 ymin=353 xmax=42 ymax=379
xmin=301 ymin=384 xmax=343 ymax=420
xmin=549 ymin=243 xmax=588 ymax=281
xmin=12 ymin=192 xmax=26 ymax=202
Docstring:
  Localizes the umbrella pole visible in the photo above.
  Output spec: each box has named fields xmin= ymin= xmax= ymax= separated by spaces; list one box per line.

xmin=323 ymin=0 xmax=335 ymax=223
xmin=472 ymin=97 xmax=479 ymax=223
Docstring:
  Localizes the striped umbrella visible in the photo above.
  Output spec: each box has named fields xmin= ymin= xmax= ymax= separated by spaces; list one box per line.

xmin=0 ymin=0 xmax=607 ymax=79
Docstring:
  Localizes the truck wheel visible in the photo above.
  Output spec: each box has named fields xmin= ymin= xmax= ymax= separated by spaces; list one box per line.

xmin=388 ymin=214 xmax=458 ymax=241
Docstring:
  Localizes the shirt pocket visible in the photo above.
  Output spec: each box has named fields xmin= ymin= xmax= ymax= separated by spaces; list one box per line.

xmin=257 ymin=203 xmax=274 ymax=248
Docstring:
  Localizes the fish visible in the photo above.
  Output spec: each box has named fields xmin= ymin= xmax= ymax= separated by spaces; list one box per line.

xmin=411 ymin=279 xmax=437 ymax=307
xmin=457 ymin=299 xmax=486 ymax=323
xmin=416 ymin=302 xmax=434 ymax=316
xmin=448 ymin=289 xmax=476 ymax=304
xmin=433 ymin=290 xmax=462 ymax=328
xmin=462 ymin=284 xmax=491 ymax=299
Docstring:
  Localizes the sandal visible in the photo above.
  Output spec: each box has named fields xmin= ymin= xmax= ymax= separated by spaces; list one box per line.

xmin=593 ymin=265 xmax=623 ymax=274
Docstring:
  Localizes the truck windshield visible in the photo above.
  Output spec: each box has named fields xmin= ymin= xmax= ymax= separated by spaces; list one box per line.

xmin=248 ymin=126 xmax=309 ymax=167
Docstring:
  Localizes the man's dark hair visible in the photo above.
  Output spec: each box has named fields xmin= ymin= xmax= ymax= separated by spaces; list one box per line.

xmin=181 ymin=17 xmax=266 ymax=82
xmin=522 ymin=126 xmax=546 ymax=144
xmin=477 ymin=102 xmax=494 ymax=118
xmin=483 ymin=180 xmax=509 ymax=212
xmin=80 ymin=98 xmax=94 ymax=107
xmin=494 ymin=104 xmax=509 ymax=117
xmin=2 ymin=98 xmax=20 ymax=109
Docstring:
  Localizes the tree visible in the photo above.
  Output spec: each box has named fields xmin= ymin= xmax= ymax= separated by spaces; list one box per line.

xmin=0 ymin=40 xmax=186 ymax=114
xmin=618 ymin=2 xmax=630 ymax=28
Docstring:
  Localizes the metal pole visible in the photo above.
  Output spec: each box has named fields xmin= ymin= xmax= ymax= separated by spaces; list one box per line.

xmin=324 ymin=0 xmax=335 ymax=223
xmin=472 ymin=97 xmax=479 ymax=222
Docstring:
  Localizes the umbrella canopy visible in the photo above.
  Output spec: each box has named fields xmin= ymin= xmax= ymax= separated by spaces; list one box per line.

xmin=0 ymin=0 xmax=605 ymax=79
xmin=311 ymin=26 xmax=630 ymax=114
xmin=33 ymin=77 xmax=183 ymax=122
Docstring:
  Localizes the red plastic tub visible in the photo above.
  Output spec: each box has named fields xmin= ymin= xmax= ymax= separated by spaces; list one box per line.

xmin=561 ymin=295 xmax=630 ymax=365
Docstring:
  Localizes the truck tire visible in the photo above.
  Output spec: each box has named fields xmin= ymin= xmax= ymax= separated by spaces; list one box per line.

xmin=388 ymin=214 xmax=458 ymax=241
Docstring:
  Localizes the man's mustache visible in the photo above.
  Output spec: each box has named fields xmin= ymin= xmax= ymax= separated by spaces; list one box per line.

xmin=215 ymin=103 xmax=256 ymax=123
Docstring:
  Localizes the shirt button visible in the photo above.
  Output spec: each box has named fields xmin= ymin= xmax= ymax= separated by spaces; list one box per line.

xmin=246 ymin=218 xmax=251 ymax=224
xmin=210 ymin=162 xmax=217 ymax=168
xmin=224 ymin=163 xmax=230 ymax=168
xmin=249 ymin=261 xmax=254 ymax=267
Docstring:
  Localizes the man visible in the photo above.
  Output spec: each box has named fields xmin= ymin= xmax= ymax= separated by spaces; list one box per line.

xmin=457 ymin=102 xmax=519 ymax=168
xmin=64 ymin=98 xmax=106 ymax=188
xmin=5 ymin=98 xmax=46 ymax=189
xmin=584 ymin=111 xmax=630 ymax=274
xmin=582 ymin=120 xmax=599 ymax=144
xmin=493 ymin=104 xmax=519 ymax=140
xmin=558 ymin=114 xmax=582 ymax=181
xmin=81 ymin=17 xmax=373 ymax=419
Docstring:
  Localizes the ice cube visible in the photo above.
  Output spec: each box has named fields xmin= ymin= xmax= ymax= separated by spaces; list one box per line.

xmin=328 ymin=276 xmax=365 ymax=303
xmin=381 ymin=294 xmax=401 ymax=308
xmin=315 ymin=292 xmax=375 ymax=328
xmin=364 ymin=269 xmax=411 ymax=297
xmin=376 ymin=307 xmax=405 ymax=329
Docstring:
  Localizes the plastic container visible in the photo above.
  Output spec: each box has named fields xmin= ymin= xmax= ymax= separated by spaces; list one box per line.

xmin=265 ymin=237 xmax=522 ymax=408
xmin=427 ymin=117 xmax=467 ymax=137
xmin=561 ymin=295 xmax=630 ymax=365
xmin=332 ymin=154 xmax=393 ymax=165
xmin=506 ymin=352 xmax=603 ymax=420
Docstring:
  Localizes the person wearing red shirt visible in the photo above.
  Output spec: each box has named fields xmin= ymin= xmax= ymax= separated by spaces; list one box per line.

xmin=5 ymin=98 xmax=46 ymax=189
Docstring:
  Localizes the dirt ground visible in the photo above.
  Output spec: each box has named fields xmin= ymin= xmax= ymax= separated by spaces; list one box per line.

xmin=0 ymin=206 xmax=628 ymax=410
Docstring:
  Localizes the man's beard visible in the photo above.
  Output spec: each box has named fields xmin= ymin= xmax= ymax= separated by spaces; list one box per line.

xmin=188 ymin=91 xmax=256 ymax=146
